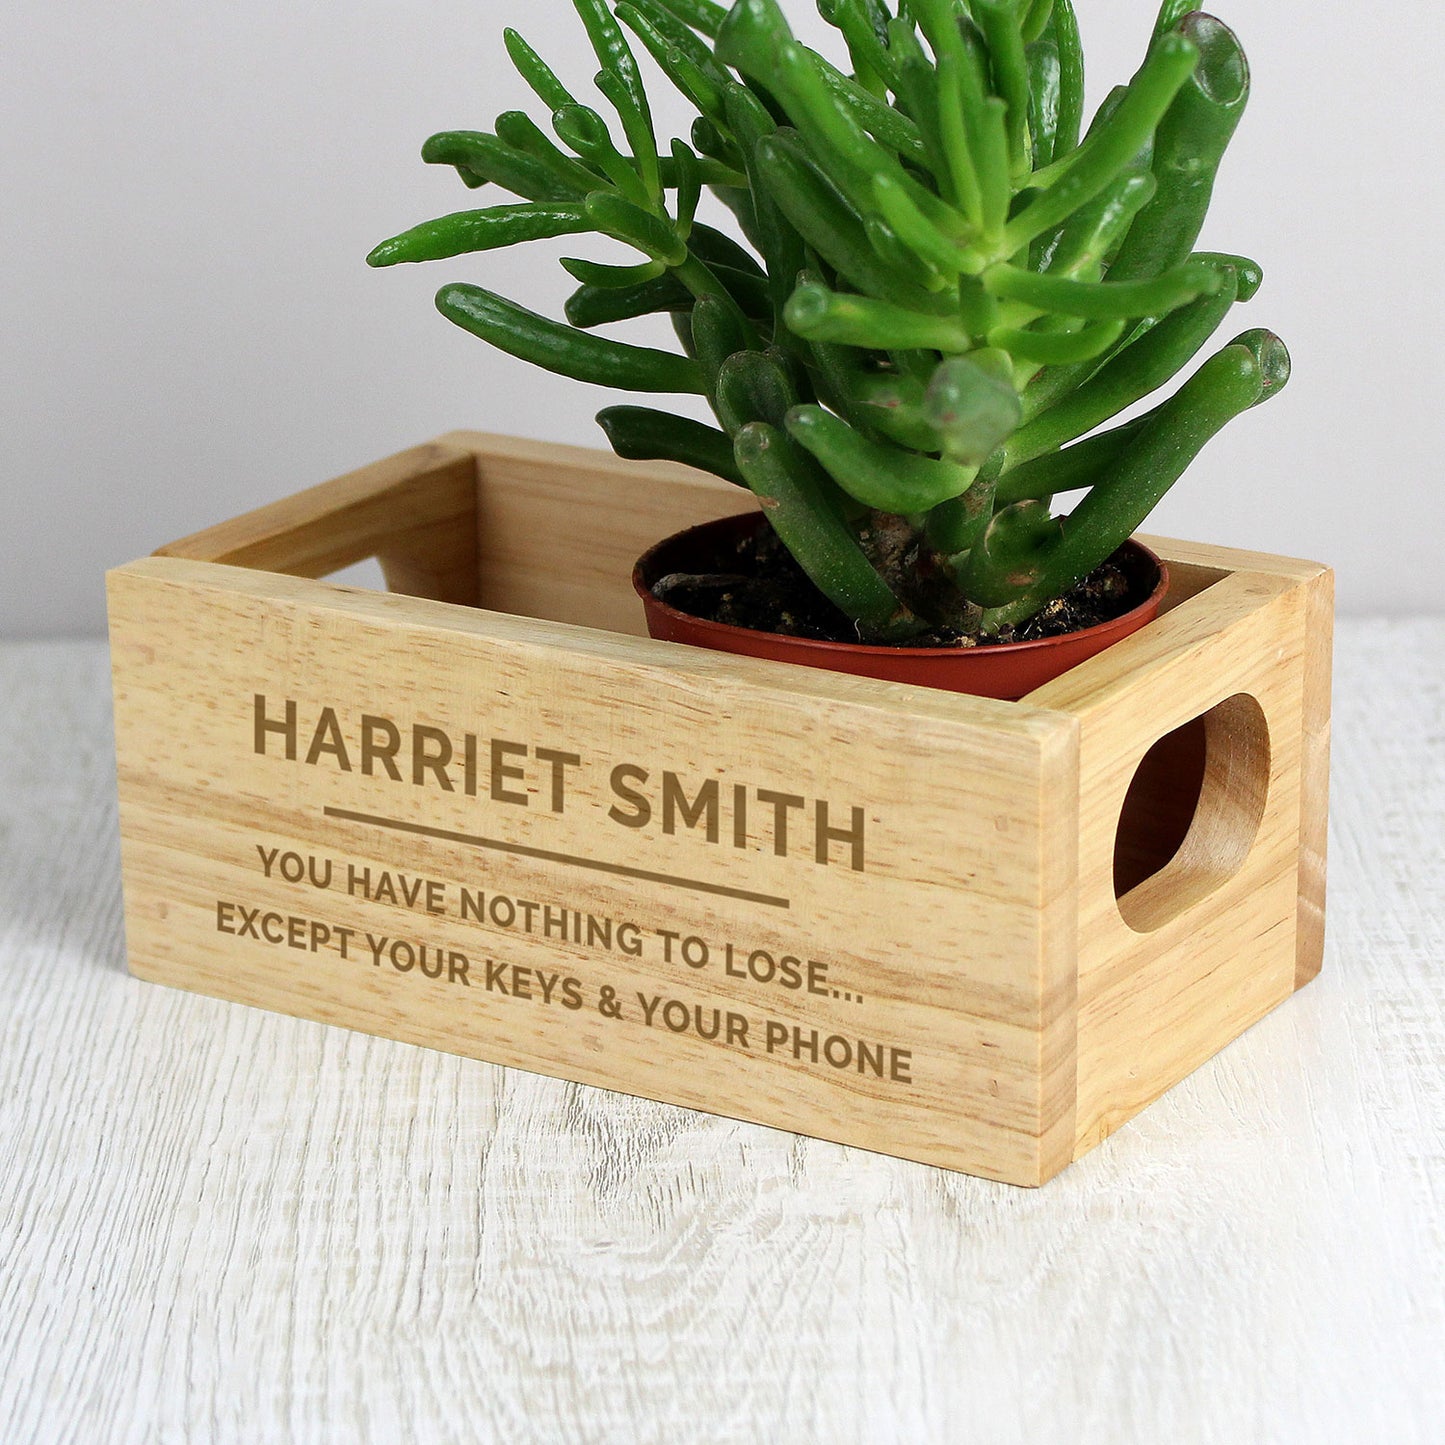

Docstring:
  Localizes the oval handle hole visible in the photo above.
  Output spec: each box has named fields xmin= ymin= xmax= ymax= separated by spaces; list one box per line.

xmin=1114 ymin=693 xmax=1271 ymax=933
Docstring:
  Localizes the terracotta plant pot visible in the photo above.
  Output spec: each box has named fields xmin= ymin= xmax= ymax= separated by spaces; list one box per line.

xmin=633 ymin=512 xmax=1169 ymax=700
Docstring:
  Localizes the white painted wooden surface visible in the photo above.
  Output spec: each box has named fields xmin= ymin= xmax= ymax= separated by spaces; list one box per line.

xmin=1 ymin=631 xmax=1441 ymax=1445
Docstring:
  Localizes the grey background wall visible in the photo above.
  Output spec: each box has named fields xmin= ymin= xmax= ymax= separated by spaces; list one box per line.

xmin=3 ymin=0 xmax=1440 ymax=638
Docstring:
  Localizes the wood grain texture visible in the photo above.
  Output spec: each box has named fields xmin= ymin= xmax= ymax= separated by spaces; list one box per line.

xmin=1137 ymin=533 xmax=1336 ymax=996
xmin=110 ymin=440 xmax=1332 ymax=1185
xmin=446 ymin=430 xmax=759 ymax=637
xmin=106 ymin=438 xmax=1332 ymax=1185
xmin=1293 ymin=565 xmax=1335 ymax=987
xmin=108 ymin=555 xmax=1075 ymax=1185
xmin=1 ymin=636 xmax=1441 ymax=1444
xmin=1027 ymin=567 xmax=1317 ymax=1155
xmin=157 ymin=440 xmax=482 ymax=607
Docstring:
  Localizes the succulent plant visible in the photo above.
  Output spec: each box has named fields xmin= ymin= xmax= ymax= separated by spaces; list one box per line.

xmin=369 ymin=0 xmax=1289 ymax=642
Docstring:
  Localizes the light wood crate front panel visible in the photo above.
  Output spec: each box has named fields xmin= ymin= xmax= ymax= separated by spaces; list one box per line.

xmin=109 ymin=559 xmax=1080 ymax=1186
xmin=112 ymin=434 xmax=1332 ymax=1186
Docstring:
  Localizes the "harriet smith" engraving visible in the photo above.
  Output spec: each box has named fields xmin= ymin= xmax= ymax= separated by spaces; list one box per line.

xmin=252 ymin=694 xmax=870 ymax=870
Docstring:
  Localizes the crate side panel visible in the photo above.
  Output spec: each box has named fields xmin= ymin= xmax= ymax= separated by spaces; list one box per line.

xmin=157 ymin=441 xmax=481 ymax=606
xmin=109 ymin=559 xmax=1071 ymax=1185
xmin=1293 ymin=566 xmax=1334 ymax=988
xmin=1040 ymin=573 xmax=1310 ymax=1155
xmin=452 ymin=432 xmax=754 ymax=637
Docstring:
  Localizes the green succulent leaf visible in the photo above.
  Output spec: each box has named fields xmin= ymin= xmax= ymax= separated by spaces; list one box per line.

xmin=987 ymin=329 xmax=1290 ymax=625
xmin=552 ymin=104 xmax=649 ymax=204
xmin=686 ymin=294 xmax=748 ymax=382
xmin=624 ymin=0 xmax=724 ymax=73
xmin=420 ymin=131 xmax=578 ymax=202
xmin=784 ymin=281 xmax=972 ymax=351
xmin=565 ymin=274 xmax=692 ymax=328
xmin=983 ymin=257 xmax=1224 ymax=319
xmin=436 ymin=283 xmax=707 ymax=394
xmin=503 ymin=29 xmax=579 ymax=113
xmin=665 ymin=140 xmax=701 ymax=237
xmin=974 ymin=0 xmax=1031 ymax=172
xmin=988 ymin=317 xmax=1127 ymax=366
xmin=572 ymin=0 xmax=654 ymax=136
xmin=595 ymin=68 xmax=662 ymax=199
xmin=871 ymin=174 xmax=970 ymax=280
xmin=687 ymin=223 xmax=766 ymax=277
xmin=849 ymin=370 xmax=942 ymax=451
xmin=906 ymin=0 xmax=966 ymax=67
xmin=923 ymin=354 xmax=1024 ymax=466
xmin=998 ymin=31 xmax=1200 ymax=256
xmin=1023 ymin=0 xmax=1057 ymax=46
xmin=1050 ymin=0 xmax=1086 ymax=157
xmin=367 ymin=203 xmax=593 ymax=267
xmin=690 ymin=116 xmax=746 ymax=171
xmin=1152 ymin=0 xmax=1200 ymax=43
xmin=969 ymin=97 xmax=1012 ymax=242
xmin=1010 ymin=259 xmax=1242 ymax=458
xmin=756 ymin=133 xmax=947 ymax=310
xmin=596 ymin=405 xmax=745 ymax=484
xmin=715 ymin=349 xmax=801 ymax=432
xmin=825 ymin=0 xmax=900 ymax=91
xmin=787 ymin=404 xmax=974 ymax=512
xmin=1026 ymin=38 xmax=1063 ymax=171
xmin=1197 ymin=252 xmax=1262 ymax=302
xmin=584 ymin=190 xmax=688 ymax=264
xmin=1107 ymin=15 xmax=1251 ymax=281
xmin=994 ymin=411 xmax=1153 ymax=502
xmin=651 ymin=0 xmax=728 ymax=40
xmin=934 ymin=50 xmax=986 ymax=224
xmin=617 ymin=4 xmax=728 ymax=122
xmin=723 ymin=85 xmax=806 ymax=313
xmin=812 ymin=60 xmax=927 ymax=163
xmin=561 ymin=256 xmax=668 ymax=288
xmin=1043 ymin=170 xmax=1157 ymax=278
xmin=495 ymin=110 xmax=607 ymax=196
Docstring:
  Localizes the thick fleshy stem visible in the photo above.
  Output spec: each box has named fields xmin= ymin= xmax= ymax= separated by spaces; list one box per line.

xmin=733 ymin=422 xmax=925 ymax=641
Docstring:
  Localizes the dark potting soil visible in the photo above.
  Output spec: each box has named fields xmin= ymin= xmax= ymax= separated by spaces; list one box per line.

xmin=649 ymin=523 xmax=1141 ymax=648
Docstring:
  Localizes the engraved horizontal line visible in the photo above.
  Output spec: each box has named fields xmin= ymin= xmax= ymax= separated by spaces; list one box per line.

xmin=323 ymin=806 xmax=791 ymax=909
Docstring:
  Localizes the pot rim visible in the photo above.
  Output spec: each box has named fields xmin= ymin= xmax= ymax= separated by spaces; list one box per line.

xmin=632 ymin=511 xmax=1170 ymax=659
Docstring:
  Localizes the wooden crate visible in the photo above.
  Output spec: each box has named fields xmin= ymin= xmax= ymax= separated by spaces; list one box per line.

xmin=106 ymin=432 xmax=1333 ymax=1186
